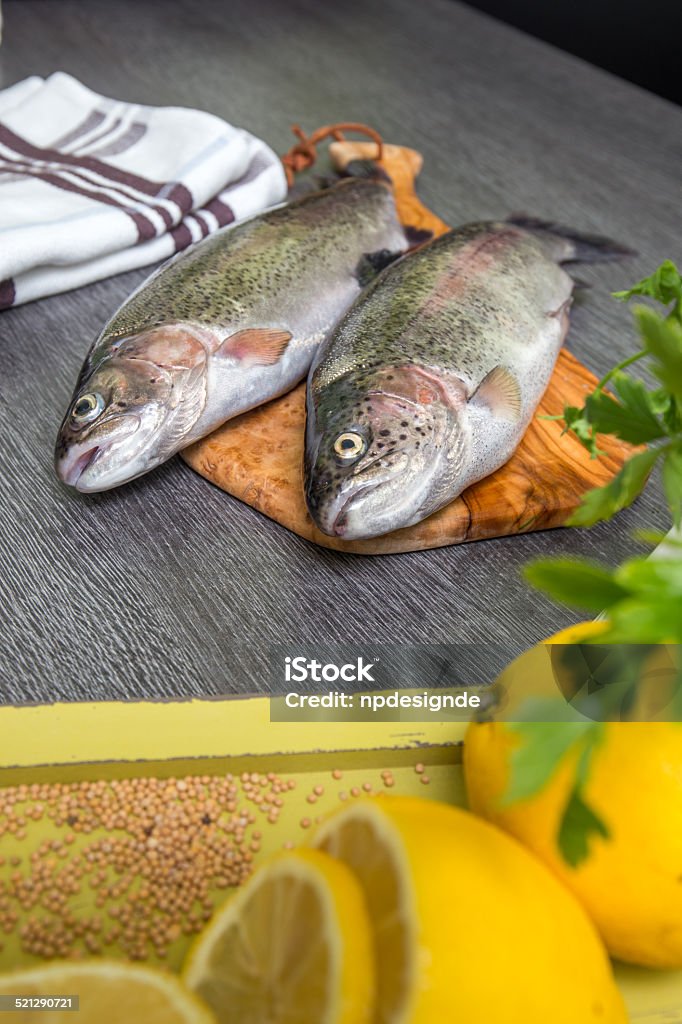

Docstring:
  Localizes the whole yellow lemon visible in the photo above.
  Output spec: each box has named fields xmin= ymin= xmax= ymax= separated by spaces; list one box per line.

xmin=464 ymin=719 xmax=682 ymax=968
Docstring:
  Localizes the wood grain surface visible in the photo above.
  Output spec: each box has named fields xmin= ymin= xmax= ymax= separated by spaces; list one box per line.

xmin=0 ymin=0 xmax=680 ymax=702
xmin=182 ymin=351 xmax=638 ymax=554
xmin=182 ymin=139 xmax=638 ymax=554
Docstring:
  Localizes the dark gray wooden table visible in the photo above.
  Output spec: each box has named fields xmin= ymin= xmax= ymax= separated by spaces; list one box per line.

xmin=0 ymin=0 xmax=679 ymax=703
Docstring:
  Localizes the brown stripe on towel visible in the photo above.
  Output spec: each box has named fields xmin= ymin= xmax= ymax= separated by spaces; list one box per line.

xmin=164 ymin=181 xmax=194 ymax=216
xmin=53 ymin=111 xmax=149 ymax=163
xmin=0 ymin=123 xmax=193 ymax=213
xmin=73 ymin=115 xmax=126 ymax=152
xmin=88 ymin=122 xmax=147 ymax=159
xmin=203 ymin=196 xmax=235 ymax=228
xmin=0 ymin=279 xmax=16 ymax=310
xmin=50 ymin=109 xmax=108 ymax=151
xmin=170 ymin=221 xmax=194 ymax=252
xmin=193 ymin=212 xmax=211 ymax=238
xmin=0 ymin=149 xmax=175 ymax=230
xmin=4 ymin=165 xmax=157 ymax=241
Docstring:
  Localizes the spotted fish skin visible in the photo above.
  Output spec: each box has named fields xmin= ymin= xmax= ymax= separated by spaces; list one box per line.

xmin=305 ymin=219 xmax=632 ymax=539
xmin=56 ymin=179 xmax=407 ymax=492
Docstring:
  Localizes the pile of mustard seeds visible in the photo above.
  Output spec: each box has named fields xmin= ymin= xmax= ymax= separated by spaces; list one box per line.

xmin=0 ymin=764 xmax=431 ymax=963
xmin=0 ymin=771 xmax=295 ymax=962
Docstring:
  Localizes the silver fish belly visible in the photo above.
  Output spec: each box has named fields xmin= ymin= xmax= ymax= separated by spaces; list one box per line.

xmin=56 ymin=179 xmax=407 ymax=492
xmin=305 ymin=218 xmax=632 ymax=539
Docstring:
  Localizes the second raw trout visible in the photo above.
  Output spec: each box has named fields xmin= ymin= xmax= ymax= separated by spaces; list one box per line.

xmin=56 ymin=179 xmax=407 ymax=492
xmin=305 ymin=217 xmax=632 ymax=539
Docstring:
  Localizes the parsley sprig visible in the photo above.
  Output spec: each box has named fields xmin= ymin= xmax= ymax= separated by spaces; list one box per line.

xmin=506 ymin=720 xmax=609 ymax=867
xmin=544 ymin=260 xmax=682 ymax=528
xmin=526 ymin=259 xmax=682 ymax=645
xmin=500 ymin=261 xmax=682 ymax=868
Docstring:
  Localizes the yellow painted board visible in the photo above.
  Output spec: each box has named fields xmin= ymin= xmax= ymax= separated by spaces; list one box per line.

xmin=0 ymin=696 xmax=465 ymax=777
xmin=0 ymin=695 xmax=679 ymax=1020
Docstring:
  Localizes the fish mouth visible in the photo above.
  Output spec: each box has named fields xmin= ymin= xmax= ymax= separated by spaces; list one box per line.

xmin=319 ymin=450 xmax=426 ymax=540
xmin=70 ymin=446 xmax=100 ymax=487
xmin=55 ymin=414 xmax=141 ymax=492
xmin=332 ymin=482 xmax=382 ymax=537
xmin=329 ymin=454 xmax=409 ymax=536
xmin=56 ymin=442 xmax=110 ymax=491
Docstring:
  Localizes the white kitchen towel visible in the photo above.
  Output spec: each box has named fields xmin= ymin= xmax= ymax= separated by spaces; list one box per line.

xmin=0 ymin=73 xmax=287 ymax=309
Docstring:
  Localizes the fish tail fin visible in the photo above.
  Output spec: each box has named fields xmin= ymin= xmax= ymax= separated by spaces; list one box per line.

xmin=507 ymin=214 xmax=636 ymax=263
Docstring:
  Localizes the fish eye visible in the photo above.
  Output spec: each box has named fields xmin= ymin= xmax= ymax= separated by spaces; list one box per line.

xmin=333 ymin=431 xmax=366 ymax=460
xmin=71 ymin=392 xmax=104 ymax=424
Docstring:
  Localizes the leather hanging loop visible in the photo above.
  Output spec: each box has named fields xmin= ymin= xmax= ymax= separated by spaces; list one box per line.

xmin=281 ymin=122 xmax=384 ymax=187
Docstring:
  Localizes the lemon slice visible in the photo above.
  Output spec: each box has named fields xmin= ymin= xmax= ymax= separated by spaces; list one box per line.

xmin=312 ymin=796 xmax=627 ymax=1024
xmin=183 ymin=847 xmax=374 ymax=1024
xmin=0 ymin=961 xmax=215 ymax=1023
xmin=313 ymin=799 xmax=416 ymax=1024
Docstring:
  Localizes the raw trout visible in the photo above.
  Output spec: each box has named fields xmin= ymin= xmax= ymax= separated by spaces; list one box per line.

xmin=56 ymin=179 xmax=407 ymax=492
xmin=305 ymin=217 xmax=632 ymax=539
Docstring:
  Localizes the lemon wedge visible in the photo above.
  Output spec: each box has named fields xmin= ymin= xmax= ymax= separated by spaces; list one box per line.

xmin=0 ymin=960 xmax=215 ymax=1023
xmin=312 ymin=795 xmax=627 ymax=1024
xmin=183 ymin=847 xmax=374 ymax=1024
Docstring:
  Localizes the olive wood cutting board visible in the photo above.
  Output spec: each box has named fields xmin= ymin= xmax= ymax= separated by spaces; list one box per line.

xmin=181 ymin=141 xmax=636 ymax=555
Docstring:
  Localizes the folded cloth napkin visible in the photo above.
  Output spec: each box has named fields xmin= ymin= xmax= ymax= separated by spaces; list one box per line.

xmin=0 ymin=73 xmax=287 ymax=309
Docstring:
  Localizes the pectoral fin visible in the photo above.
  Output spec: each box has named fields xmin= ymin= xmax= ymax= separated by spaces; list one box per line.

xmin=216 ymin=328 xmax=293 ymax=367
xmin=470 ymin=366 xmax=522 ymax=421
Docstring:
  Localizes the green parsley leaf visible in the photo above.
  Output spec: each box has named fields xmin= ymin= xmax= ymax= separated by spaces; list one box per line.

xmin=523 ymin=559 xmax=629 ymax=610
xmin=631 ymin=528 xmax=669 ymax=545
xmin=558 ymin=785 xmax=610 ymax=868
xmin=574 ymin=723 xmax=606 ymax=785
xmin=584 ymin=373 xmax=665 ymax=444
xmin=503 ymin=722 xmax=594 ymax=804
xmin=598 ymin=597 xmax=682 ymax=644
xmin=557 ymin=405 xmax=604 ymax=456
xmin=615 ymin=555 xmax=682 ymax=598
xmin=636 ymin=306 xmax=682 ymax=405
xmin=663 ymin=396 xmax=682 ymax=436
xmin=662 ymin=444 xmax=682 ymax=528
xmin=613 ymin=259 xmax=682 ymax=320
xmin=568 ymin=446 xmax=662 ymax=527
